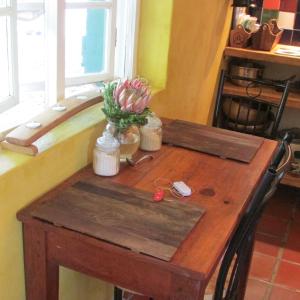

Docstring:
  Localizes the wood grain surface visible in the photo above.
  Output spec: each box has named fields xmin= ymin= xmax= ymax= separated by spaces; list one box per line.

xmin=31 ymin=178 xmax=205 ymax=261
xmin=5 ymin=95 xmax=102 ymax=146
xmin=163 ymin=119 xmax=264 ymax=163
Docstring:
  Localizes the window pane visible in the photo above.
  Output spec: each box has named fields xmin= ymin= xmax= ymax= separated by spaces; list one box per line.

xmin=17 ymin=0 xmax=43 ymax=4
xmin=0 ymin=16 xmax=11 ymax=102
xmin=17 ymin=3 xmax=46 ymax=105
xmin=0 ymin=0 xmax=10 ymax=8
xmin=65 ymin=8 xmax=107 ymax=78
xmin=66 ymin=0 xmax=108 ymax=3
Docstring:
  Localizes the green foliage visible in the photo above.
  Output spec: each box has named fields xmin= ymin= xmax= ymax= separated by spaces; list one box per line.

xmin=102 ymin=82 xmax=151 ymax=132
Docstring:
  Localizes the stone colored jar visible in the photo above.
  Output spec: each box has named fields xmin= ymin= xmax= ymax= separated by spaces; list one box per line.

xmin=140 ymin=114 xmax=162 ymax=152
xmin=93 ymin=124 xmax=120 ymax=176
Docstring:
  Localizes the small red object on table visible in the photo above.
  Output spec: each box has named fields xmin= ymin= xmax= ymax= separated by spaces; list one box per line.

xmin=153 ymin=188 xmax=165 ymax=202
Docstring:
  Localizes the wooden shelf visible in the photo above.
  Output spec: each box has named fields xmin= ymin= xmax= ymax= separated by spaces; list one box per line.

xmin=282 ymin=173 xmax=300 ymax=189
xmin=223 ymin=81 xmax=300 ymax=110
xmin=224 ymin=45 xmax=300 ymax=189
xmin=224 ymin=45 xmax=300 ymax=67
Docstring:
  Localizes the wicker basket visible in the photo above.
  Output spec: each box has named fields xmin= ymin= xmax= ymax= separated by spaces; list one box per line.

xmin=252 ymin=20 xmax=283 ymax=51
xmin=230 ymin=25 xmax=252 ymax=48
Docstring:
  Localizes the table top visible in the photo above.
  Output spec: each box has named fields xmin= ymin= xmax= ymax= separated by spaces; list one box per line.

xmin=17 ymin=124 xmax=278 ymax=283
xmin=30 ymin=177 xmax=205 ymax=261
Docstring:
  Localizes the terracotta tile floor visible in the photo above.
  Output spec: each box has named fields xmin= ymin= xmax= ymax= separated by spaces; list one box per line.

xmin=245 ymin=185 xmax=300 ymax=300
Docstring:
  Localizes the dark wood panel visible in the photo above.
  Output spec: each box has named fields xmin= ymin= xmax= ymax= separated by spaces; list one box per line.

xmin=163 ymin=120 xmax=264 ymax=163
xmin=31 ymin=178 xmax=205 ymax=261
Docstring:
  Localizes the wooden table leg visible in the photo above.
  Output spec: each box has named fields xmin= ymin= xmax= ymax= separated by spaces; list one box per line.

xmin=23 ymin=224 xmax=59 ymax=300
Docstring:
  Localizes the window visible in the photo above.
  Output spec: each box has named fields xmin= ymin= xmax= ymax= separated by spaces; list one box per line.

xmin=0 ymin=0 xmax=18 ymax=112
xmin=0 ymin=0 xmax=139 ymax=113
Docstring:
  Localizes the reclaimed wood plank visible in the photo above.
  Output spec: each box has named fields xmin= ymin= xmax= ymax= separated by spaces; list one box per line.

xmin=31 ymin=179 xmax=205 ymax=261
xmin=163 ymin=120 xmax=264 ymax=163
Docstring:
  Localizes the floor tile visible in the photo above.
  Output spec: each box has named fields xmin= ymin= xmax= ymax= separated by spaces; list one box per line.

xmin=270 ymin=286 xmax=300 ymax=300
xmin=257 ymin=214 xmax=289 ymax=240
xmin=283 ymin=222 xmax=300 ymax=264
xmin=275 ymin=261 xmax=300 ymax=290
xmin=264 ymin=187 xmax=296 ymax=220
xmin=288 ymin=221 xmax=300 ymax=237
xmin=249 ymin=252 xmax=277 ymax=282
xmin=295 ymin=201 xmax=300 ymax=222
xmin=244 ymin=278 xmax=270 ymax=300
xmin=254 ymin=233 xmax=282 ymax=257
xmin=245 ymin=187 xmax=300 ymax=299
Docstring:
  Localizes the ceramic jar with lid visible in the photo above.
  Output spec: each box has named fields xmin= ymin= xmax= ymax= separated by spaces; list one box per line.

xmin=140 ymin=113 xmax=162 ymax=151
xmin=93 ymin=123 xmax=120 ymax=176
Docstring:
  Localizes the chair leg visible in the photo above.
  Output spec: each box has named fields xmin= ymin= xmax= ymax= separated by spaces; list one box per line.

xmin=114 ymin=287 xmax=123 ymax=300
xmin=236 ymin=233 xmax=256 ymax=300
xmin=225 ymin=231 xmax=256 ymax=300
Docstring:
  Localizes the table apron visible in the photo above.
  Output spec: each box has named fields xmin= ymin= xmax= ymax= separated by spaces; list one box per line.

xmin=45 ymin=227 xmax=205 ymax=299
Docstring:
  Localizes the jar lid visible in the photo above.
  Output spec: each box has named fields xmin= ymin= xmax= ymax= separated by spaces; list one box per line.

xmin=144 ymin=113 xmax=162 ymax=128
xmin=96 ymin=125 xmax=120 ymax=152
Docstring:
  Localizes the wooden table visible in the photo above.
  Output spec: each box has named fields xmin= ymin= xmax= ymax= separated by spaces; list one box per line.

xmin=17 ymin=128 xmax=278 ymax=300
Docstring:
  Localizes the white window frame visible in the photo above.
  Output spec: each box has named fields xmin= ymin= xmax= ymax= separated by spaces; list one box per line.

xmin=0 ymin=0 xmax=139 ymax=112
xmin=114 ymin=0 xmax=140 ymax=79
xmin=45 ymin=0 xmax=139 ymax=104
xmin=0 ymin=0 xmax=19 ymax=113
xmin=65 ymin=1 xmax=117 ymax=85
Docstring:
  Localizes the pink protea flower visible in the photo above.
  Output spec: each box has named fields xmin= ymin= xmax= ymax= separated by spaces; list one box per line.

xmin=113 ymin=78 xmax=151 ymax=113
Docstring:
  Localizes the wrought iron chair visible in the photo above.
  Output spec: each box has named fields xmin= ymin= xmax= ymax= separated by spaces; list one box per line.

xmin=213 ymin=70 xmax=291 ymax=139
xmin=212 ymin=132 xmax=293 ymax=300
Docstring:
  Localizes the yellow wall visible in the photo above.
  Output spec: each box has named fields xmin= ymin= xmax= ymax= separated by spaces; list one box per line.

xmin=138 ymin=0 xmax=232 ymax=125
xmin=137 ymin=0 xmax=173 ymax=89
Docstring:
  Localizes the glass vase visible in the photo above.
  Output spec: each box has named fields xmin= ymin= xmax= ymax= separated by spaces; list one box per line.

xmin=108 ymin=121 xmax=140 ymax=161
xmin=118 ymin=125 xmax=140 ymax=161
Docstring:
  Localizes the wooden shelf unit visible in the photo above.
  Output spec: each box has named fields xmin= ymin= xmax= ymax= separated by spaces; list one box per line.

xmin=224 ymin=45 xmax=300 ymax=67
xmin=223 ymin=81 xmax=300 ymax=110
xmin=224 ymin=45 xmax=300 ymax=189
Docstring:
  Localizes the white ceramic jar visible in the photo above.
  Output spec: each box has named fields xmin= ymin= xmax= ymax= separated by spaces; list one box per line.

xmin=140 ymin=114 xmax=162 ymax=151
xmin=93 ymin=124 xmax=120 ymax=176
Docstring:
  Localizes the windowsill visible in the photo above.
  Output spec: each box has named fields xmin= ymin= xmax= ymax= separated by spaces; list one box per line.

xmin=0 ymin=85 xmax=103 ymax=140
xmin=0 ymin=102 xmax=106 ymax=176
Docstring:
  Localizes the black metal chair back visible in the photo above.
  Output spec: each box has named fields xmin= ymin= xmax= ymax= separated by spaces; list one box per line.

xmin=213 ymin=133 xmax=293 ymax=300
xmin=213 ymin=70 xmax=291 ymax=139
